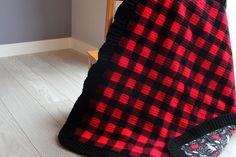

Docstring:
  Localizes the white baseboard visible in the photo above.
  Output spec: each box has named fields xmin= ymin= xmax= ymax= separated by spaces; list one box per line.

xmin=0 ymin=38 xmax=72 ymax=58
xmin=70 ymin=38 xmax=98 ymax=55
xmin=0 ymin=37 xmax=99 ymax=58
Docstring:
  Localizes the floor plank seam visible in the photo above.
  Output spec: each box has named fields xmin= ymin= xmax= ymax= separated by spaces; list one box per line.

xmin=0 ymin=61 xmax=61 ymax=126
xmin=0 ymin=98 xmax=42 ymax=157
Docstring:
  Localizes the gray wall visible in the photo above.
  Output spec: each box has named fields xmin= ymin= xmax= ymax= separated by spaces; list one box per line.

xmin=0 ymin=0 xmax=71 ymax=44
xmin=72 ymin=0 xmax=106 ymax=48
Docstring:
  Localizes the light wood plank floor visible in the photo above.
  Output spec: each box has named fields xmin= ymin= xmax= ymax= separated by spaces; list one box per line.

xmin=0 ymin=49 xmax=235 ymax=157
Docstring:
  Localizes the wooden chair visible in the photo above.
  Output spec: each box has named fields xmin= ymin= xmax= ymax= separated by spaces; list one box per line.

xmin=88 ymin=0 xmax=123 ymax=67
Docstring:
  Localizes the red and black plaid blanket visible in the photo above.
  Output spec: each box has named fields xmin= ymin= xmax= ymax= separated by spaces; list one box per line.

xmin=59 ymin=0 xmax=236 ymax=156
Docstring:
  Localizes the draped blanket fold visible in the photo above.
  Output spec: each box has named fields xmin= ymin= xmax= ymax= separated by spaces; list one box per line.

xmin=58 ymin=0 xmax=236 ymax=156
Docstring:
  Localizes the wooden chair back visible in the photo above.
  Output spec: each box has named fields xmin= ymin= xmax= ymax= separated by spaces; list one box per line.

xmin=88 ymin=0 xmax=123 ymax=67
xmin=105 ymin=0 xmax=123 ymax=36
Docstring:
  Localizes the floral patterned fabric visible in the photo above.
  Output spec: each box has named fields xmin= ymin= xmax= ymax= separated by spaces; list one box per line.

xmin=181 ymin=125 xmax=236 ymax=157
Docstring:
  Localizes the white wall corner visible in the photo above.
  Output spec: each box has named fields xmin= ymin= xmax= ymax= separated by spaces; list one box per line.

xmin=0 ymin=38 xmax=71 ymax=58
xmin=70 ymin=38 xmax=99 ymax=55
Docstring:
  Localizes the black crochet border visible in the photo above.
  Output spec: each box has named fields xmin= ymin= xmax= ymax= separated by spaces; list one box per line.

xmin=58 ymin=114 xmax=236 ymax=157
xmin=58 ymin=127 xmax=127 ymax=157
xmin=58 ymin=1 xmax=140 ymax=157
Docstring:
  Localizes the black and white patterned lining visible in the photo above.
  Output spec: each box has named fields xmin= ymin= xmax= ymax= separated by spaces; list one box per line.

xmin=181 ymin=125 xmax=236 ymax=157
